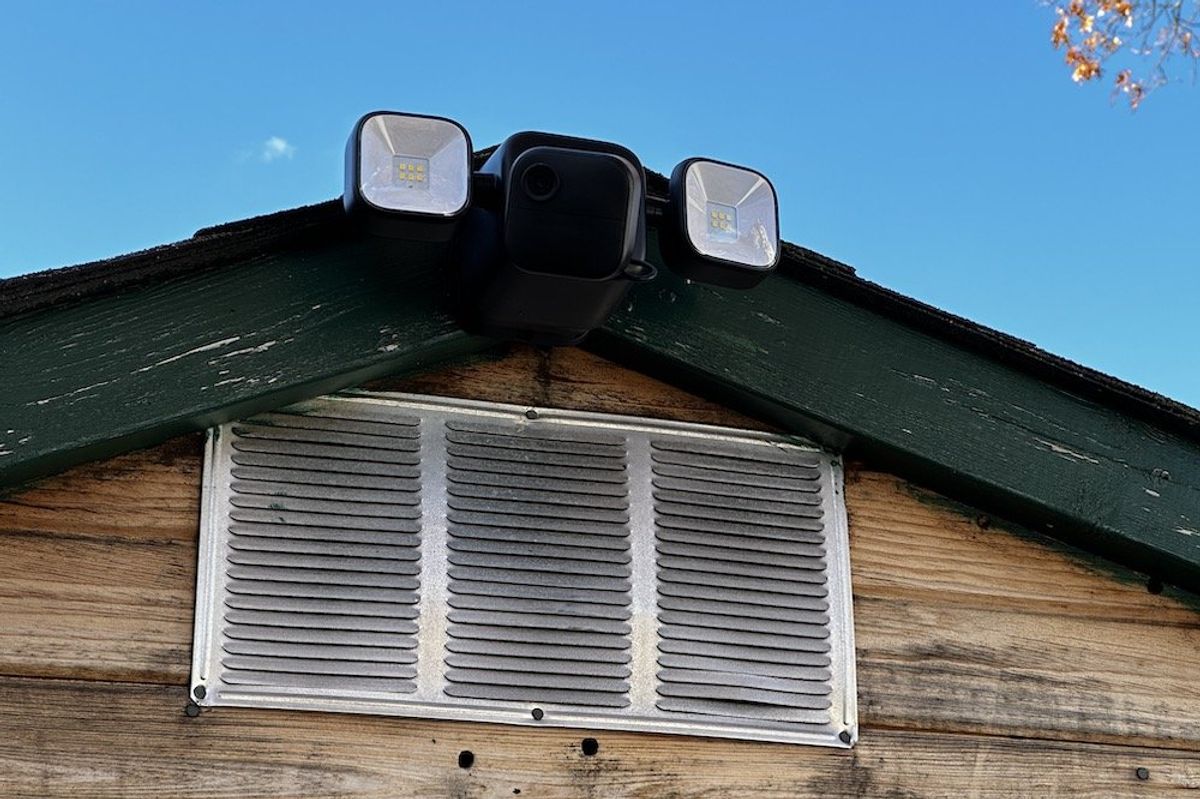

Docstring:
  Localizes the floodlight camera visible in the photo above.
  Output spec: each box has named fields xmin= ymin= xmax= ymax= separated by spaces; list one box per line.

xmin=341 ymin=110 xmax=783 ymax=345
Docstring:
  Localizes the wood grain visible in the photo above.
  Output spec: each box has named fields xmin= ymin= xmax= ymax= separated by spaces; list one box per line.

xmin=0 ymin=533 xmax=194 ymax=684
xmin=367 ymin=346 xmax=768 ymax=430
xmin=856 ymin=594 xmax=1200 ymax=746
xmin=364 ymin=345 xmax=549 ymax=407
xmin=0 ymin=434 xmax=202 ymax=544
xmin=846 ymin=469 xmax=1200 ymax=626
xmin=1 ymin=675 xmax=1196 ymax=799
xmin=0 ymin=438 xmax=202 ymax=683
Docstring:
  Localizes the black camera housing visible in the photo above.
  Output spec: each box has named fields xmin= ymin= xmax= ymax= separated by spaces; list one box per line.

xmin=454 ymin=131 xmax=653 ymax=346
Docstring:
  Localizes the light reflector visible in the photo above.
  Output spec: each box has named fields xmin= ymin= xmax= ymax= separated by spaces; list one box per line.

xmin=356 ymin=113 xmax=470 ymax=216
xmin=683 ymin=159 xmax=778 ymax=267
xmin=661 ymin=157 xmax=780 ymax=289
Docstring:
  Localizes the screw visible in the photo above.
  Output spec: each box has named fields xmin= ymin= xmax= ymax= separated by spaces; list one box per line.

xmin=184 ymin=703 xmax=201 ymax=718
xmin=531 ymin=707 xmax=544 ymax=721
xmin=1135 ymin=767 xmax=1150 ymax=781
xmin=525 ymin=409 xmax=538 ymax=420
xmin=193 ymin=685 xmax=206 ymax=700
xmin=839 ymin=730 xmax=853 ymax=744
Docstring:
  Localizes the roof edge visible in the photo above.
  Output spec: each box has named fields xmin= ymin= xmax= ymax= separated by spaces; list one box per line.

xmin=5 ymin=188 xmax=1197 ymax=443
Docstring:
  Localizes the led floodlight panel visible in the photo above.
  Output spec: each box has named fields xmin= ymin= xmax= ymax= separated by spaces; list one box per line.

xmin=664 ymin=158 xmax=780 ymax=288
xmin=344 ymin=111 xmax=472 ymax=240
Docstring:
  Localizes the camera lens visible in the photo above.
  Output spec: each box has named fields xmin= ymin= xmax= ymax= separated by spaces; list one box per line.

xmin=521 ymin=162 xmax=559 ymax=201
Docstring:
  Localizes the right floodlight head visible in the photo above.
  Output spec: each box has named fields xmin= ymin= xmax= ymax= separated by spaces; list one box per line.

xmin=663 ymin=158 xmax=780 ymax=288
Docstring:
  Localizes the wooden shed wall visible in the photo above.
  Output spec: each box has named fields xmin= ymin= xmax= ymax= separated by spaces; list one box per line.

xmin=1 ymin=347 xmax=1198 ymax=798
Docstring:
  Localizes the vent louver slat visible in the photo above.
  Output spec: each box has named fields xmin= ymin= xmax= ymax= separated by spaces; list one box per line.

xmin=218 ymin=411 xmax=422 ymax=695
xmin=444 ymin=420 xmax=633 ymax=709
xmin=651 ymin=438 xmax=835 ymax=728
xmin=193 ymin=395 xmax=856 ymax=747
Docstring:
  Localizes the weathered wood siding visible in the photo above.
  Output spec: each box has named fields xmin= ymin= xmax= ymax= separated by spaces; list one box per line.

xmin=1 ymin=347 xmax=1197 ymax=797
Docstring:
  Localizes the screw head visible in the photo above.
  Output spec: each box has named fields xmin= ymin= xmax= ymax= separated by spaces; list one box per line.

xmin=838 ymin=730 xmax=853 ymax=744
xmin=193 ymin=685 xmax=207 ymax=700
xmin=184 ymin=702 xmax=201 ymax=718
xmin=531 ymin=707 xmax=544 ymax=720
xmin=1135 ymin=767 xmax=1150 ymax=781
xmin=525 ymin=409 xmax=538 ymax=420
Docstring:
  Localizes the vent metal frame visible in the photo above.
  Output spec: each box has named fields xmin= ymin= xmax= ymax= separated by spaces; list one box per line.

xmin=190 ymin=392 xmax=858 ymax=747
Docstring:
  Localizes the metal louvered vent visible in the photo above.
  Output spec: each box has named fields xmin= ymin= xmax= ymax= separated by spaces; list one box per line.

xmin=218 ymin=409 xmax=423 ymax=695
xmin=191 ymin=394 xmax=857 ymax=747
xmin=443 ymin=420 xmax=634 ymax=708
xmin=651 ymin=439 xmax=833 ymax=727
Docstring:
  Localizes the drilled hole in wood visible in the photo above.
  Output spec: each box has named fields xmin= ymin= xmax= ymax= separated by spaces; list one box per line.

xmin=458 ymin=750 xmax=475 ymax=769
xmin=581 ymin=738 xmax=599 ymax=756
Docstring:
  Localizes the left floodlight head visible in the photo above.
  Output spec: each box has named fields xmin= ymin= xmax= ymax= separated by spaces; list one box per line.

xmin=344 ymin=111 xmax=472 ymax=241
xmin=662 ymin=158 xmax=780 ymax=289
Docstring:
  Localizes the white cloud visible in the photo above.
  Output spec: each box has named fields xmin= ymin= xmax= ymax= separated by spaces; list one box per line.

xmin=261 ymin=136 xmax=296 ymax=163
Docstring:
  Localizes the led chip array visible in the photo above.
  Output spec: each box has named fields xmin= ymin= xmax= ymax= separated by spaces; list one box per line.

xmin=393 ymin=155 xmax=430 ymax=189
xmin=706 ymin=201 xmax=738 ymax=242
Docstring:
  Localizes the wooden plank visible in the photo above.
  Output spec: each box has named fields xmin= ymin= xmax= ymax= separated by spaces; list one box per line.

xmin=856 ymin=592 xmax=1200 ymax=747
xmin=542 ymin=347 xmax=770 ymax=429
xmin=0 ymin=234 xmax=493 ymax=490
xmin=846 ymin=473 xmax=1200 ymax=750
xmin=364 ymin=344 xmax=550 ymax=407
xmin=593 ymin=244 xmax=1200 ymax=591
xmin=846 ymin=469 xmax=1200 ymax=626
xmin=1 ymin=675 xmax=1196 ymax=799
xmin=0 ymin=535 xmax=193 ymax=684
xmin=367 ymin=346 xmax=769 ymax=429
xmin=0 ymin=439 xmax=202 ymax=683
xmin=0 ymin=434 xmax=202 ymax=544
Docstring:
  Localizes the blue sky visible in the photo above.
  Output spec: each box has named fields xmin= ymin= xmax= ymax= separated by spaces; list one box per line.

xmin=2 ymin=2 xmax=1197 ymax=406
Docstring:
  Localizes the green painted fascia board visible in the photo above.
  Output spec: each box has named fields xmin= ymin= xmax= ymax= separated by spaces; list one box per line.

xmin=0 ymin=231 xmax=493 ymax=489
xmin=3 ymin=209 xmax=1200 ymax=591
xmin=593 ymin=237 xmax=1200 ymax=589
